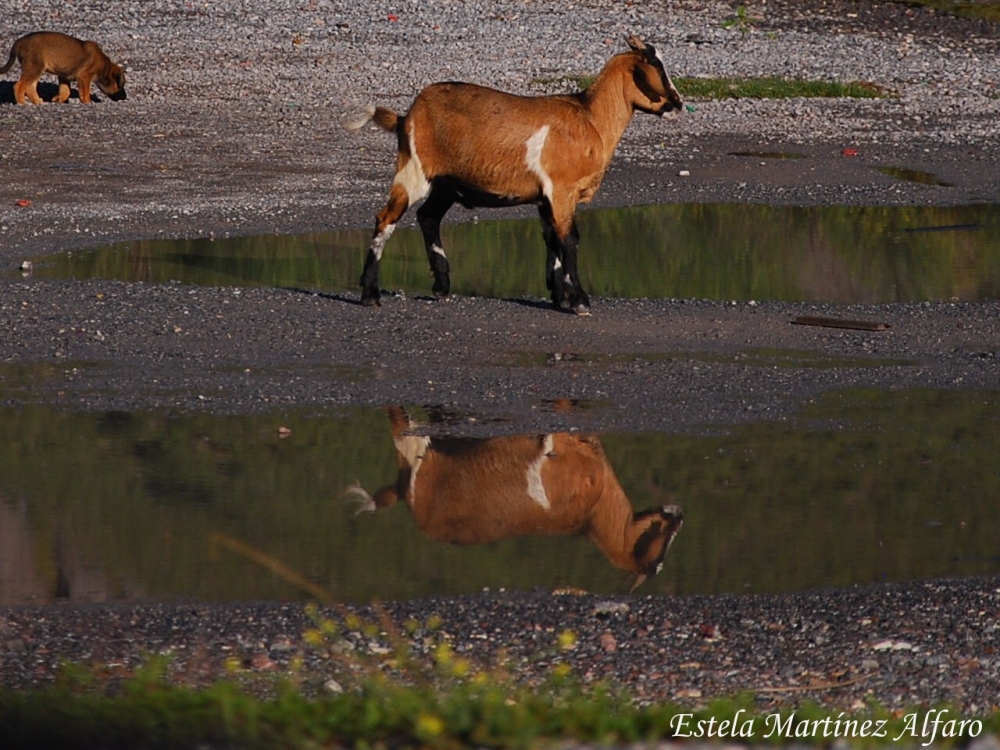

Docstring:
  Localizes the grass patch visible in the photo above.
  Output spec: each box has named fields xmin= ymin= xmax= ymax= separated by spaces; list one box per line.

xmin=536 ymin=75 xmax=891 ymax=100
xmin=889 ymin=0 xmax=1000 ymax=21
xmin=675 ymin=76 xmax=891 ymax=100
xmin=3 ymin=667 xmax=998 ymax=749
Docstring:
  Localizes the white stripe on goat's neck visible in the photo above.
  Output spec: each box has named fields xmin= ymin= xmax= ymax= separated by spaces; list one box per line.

xmin=394 ymin=432 xmax=431 ymax=506
xmin=393 ymin=126 xmax=431 ymax=206
xmin=525 ymin=434 xmax=555 ymax=509
xmin=525 ymin=125 xmax=554 ymax=203
xmin=432 ymin=244 xmax=447 ymax=258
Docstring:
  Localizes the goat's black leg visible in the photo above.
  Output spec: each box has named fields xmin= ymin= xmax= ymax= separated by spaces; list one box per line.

xmin=416 ymin=186 xmax=455 ymax=299
xmin=361 ymin=185 xmax=409 ymax=307
xmin=539 ymin=204 xmax=590 ymax=314
xmin=539 ymin=203 xmax=568 ymax=308
xmin=558 ymin=220 xmax=590 ymax=315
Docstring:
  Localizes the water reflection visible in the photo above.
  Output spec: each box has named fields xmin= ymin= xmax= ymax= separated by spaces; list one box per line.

xmin=346 ymin=407 xmax=683 ymax=590
xmin=877 ymin=166 xmax=955 ymax=187
xmin=14 ymin=203 xmax=1000 ymax=303
xmin=0 ymin=391 xmax=997 ymax=605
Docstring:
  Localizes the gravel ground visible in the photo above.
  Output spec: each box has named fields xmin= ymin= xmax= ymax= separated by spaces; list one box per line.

xmin=2 ymin=578 xmax=1000 ymax=715
xmin=1 ymin=0 xmax=1000 ymax=730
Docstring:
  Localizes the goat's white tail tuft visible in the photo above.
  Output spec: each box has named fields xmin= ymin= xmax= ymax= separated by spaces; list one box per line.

xmin=344 ymin=482 xmax=376 ymax=514
xmin=341 ymin=105 xmax=377 ymax=131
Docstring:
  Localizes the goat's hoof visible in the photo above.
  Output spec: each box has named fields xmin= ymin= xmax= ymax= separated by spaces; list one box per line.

xmin=660 ymin=504 xmax=684 ymax=521
xmin=360 ymin=295 xmax=381 ymax=308
xmin=573 ymin=304 xmax=591 ymax=316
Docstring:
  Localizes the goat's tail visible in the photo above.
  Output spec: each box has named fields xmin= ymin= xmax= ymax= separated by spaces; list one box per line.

xmin=341 ymin=105 xmax=400 ymax=132
xmin=344 ymin=482 xmax=376 ymax=514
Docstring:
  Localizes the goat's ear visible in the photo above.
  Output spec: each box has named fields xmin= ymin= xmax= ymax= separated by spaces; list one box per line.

xmin=626 ymin=34 xmax=662 ymax=68
xmin=625 ymin=34 xmax=646 ymax=52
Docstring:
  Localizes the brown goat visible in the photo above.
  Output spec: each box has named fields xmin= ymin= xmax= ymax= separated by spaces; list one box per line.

xmin=344 ymin=36 xmax=682 ymax=314
xmin=346 ymin=407 xmax=684 ymax=590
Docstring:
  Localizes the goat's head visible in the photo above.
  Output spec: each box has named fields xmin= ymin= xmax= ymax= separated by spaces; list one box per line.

xmin=629 ymin=503 xmax=684 ymax=590
xmin=624 ymin=35 xmax=683 ymax=116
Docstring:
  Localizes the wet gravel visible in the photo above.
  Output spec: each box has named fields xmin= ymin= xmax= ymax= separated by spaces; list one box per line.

xmin=1 ymin=0 xmax=1000 ymax=729
xmin=2 ymin=284 xmax=1000 ymax=436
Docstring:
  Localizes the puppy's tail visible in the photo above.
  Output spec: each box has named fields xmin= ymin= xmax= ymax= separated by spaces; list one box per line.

xmin=341 ymin=105 xmax=400 ymax=133
xmin=0 ymin=44 xmax=18 ymax=75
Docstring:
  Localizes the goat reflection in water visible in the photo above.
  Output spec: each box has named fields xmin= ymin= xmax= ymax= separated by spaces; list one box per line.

xmin=347 ymin=407 xmax=683 ymax=590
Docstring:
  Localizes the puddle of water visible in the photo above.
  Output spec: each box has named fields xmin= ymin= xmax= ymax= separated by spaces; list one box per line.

xmin=15 ymin=204 xmax=1000 ymax=303
xmin=877 ymin=166 xmax=956 ymax=187
xmin=502 ymin=348 xmax=917 ymax=370
xmin=727 ymin=347 xmax=919 ymax=369
xmin=729 ymin=150 xmax=806 ymax=159
xmin=1 ymin=391 xmax=997 ymax=605
xmin=0 ymin=361 xmax=103 ymax=400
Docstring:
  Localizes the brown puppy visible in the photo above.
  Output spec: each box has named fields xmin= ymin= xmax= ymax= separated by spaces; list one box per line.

xmin=1 ymin=31 xmax=126 ymax=104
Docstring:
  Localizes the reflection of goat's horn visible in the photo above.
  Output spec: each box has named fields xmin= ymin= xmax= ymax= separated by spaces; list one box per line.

xmin=629 ymin=573 xmax=648 ymax=593
xmin=344 ymin=482 xmax=376 ymax=514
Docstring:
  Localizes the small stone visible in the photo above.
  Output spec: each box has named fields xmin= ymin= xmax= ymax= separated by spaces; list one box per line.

xmin=592 ymin=600 xmax=630 ymax=616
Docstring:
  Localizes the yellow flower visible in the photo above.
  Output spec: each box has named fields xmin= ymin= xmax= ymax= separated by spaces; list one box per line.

xmin=557 ymin=629 xmax=577 ymax=650
xmin=434 ymin=642 xmax=454 ymax=666
xmin=425 ymin=613 xmax=444 ymax=631
xmin=416 ymin=712 xmax=445 ymax=738
xmin=303 ymin=628 xmax=324 ymax=647
xmin=451 ymin=657 xmax=471 ymax=678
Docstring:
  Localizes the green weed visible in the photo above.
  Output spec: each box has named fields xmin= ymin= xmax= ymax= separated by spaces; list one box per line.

xmin=722 ymin=4 xmax=762 ymax=36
